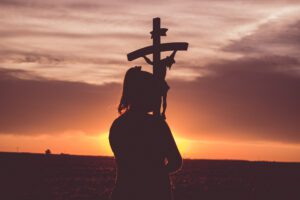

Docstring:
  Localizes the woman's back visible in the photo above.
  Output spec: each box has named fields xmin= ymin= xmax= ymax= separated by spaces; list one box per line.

xmin=109 ymin=111 xmax=175 ymax=200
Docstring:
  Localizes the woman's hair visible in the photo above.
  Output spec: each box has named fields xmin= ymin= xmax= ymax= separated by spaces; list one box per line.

xmin=118 ymin=66 xmax=159 ymax=114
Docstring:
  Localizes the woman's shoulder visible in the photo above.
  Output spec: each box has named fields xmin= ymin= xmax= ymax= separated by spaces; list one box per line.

xmin=110 ymin=113 xmax=128 ymax=132
xmin=109 ymin=114 xmax=127 ymax=143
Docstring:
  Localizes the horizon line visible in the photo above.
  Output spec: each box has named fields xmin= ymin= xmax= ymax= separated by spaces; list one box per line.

xmin=1 ymin=151 xmax=300 ymax=164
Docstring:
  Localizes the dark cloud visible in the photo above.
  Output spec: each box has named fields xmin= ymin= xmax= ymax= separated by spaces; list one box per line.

xmin=0 ymin=0 xmax=111 ymax=9
xmin=0 ymin=0 xmax=162 ymax=9
xmin=167 ymin=55 xmax=300 ymax=143
xmin=172 ymin=16 xmax=298 ymax=144
xmin=0 ymin=29 xmax=146 ymax=40
xmin=169 ymin=13 xmax=300 ymax=143
xmin=0 ymin=68 xmax=121 ymax=135
xmin=0 ymin=48 xmax=127 ymax=66
xmin=223 ymin=18 xmax=300 ymax=57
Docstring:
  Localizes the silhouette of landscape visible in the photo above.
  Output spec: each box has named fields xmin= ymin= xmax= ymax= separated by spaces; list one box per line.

xmin=1 ymin=152 xmax=300 ymax=200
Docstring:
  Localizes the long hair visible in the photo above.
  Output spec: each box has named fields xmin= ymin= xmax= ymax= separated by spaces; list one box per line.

xmin=118 ymin=66 xmax=142 ymax=114
xmin=118 ymin=66 xmax=159 ymax=114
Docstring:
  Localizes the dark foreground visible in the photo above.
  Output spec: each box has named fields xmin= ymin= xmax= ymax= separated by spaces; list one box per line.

xmin=1 ymin=152 xmax=300 ymax=200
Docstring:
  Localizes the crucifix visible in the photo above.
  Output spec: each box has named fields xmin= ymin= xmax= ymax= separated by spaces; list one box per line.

xmin=127 ymin=17 xmax=189 ymax=118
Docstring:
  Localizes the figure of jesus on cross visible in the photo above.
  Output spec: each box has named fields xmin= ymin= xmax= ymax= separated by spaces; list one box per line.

xmin=142 ymin=50 xmax=177 ymax=119
xmin=127 ymin=17 xmax=188 ymax=119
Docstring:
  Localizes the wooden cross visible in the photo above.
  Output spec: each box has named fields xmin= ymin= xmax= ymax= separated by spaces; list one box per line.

xmin=127 ymin=17 xmax=189 ymax=117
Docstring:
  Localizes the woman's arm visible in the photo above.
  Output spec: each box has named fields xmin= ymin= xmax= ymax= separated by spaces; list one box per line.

xmin=161 ymin=121 xmax=183 ymax=174
xmin=142 ymin=56 xmax=153 ymax=65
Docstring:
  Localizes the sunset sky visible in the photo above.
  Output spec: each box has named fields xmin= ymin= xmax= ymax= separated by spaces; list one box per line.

xmin=0 ymin=0 xmax=300 ymax=162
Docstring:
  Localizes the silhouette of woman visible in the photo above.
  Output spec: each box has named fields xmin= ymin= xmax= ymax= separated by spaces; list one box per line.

xmin=109 ymin=66 xmax=182 ymax=200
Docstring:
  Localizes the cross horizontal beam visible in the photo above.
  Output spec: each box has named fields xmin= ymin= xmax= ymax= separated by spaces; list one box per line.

xmin=127 ymin=42 xmax=188 ymax=61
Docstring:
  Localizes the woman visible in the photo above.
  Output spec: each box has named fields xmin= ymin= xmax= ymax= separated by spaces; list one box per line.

xmin=109 ymin=66 xmax=182 ymax=200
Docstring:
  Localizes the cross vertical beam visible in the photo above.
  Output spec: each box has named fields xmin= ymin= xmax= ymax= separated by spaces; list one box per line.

xmin=152 ymin=18 xmax=161 ymax=78
xmin=152 ymin=18 xmax=162 ymax=116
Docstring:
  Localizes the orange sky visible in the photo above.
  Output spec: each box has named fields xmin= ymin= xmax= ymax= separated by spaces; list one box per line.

xmin=1 ymin=132 xmax=300 ymax=162
xmin=0 ymin=0 xmax=300 ymax=162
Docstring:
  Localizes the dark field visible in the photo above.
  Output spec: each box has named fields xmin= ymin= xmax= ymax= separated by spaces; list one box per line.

xmin=1 ymin=152 xmax=300 ymax=200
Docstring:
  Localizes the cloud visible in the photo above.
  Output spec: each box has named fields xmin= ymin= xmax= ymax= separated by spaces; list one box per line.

xmin=0 ymin=0 xmax=300 ymax=146
xmin=2 ymin=0 xmax=299 ymax=84
xmin=166 ymin=12 xmax=300 ymax=143
xmin=0 ymin=68 xmax=121 ymax=135
xmin=1 ymin=53 xmax=300 ymax=144
xmin=223 ymin=16 xmax=300 ymax=58
xmin=167 ymin=55 xmax=300 ymax=143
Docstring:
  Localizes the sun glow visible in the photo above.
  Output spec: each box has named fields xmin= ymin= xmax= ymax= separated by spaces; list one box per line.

xmin=97 ymin=132 xmax=193 ymax=158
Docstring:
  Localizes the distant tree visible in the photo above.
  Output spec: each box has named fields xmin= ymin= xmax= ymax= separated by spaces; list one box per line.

xmin=45 ymin=149 xmax=52 ymax=155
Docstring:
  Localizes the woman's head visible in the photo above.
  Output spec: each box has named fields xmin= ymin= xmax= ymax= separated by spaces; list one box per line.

xmin=118 ymin=66 xmax=160 ymax=114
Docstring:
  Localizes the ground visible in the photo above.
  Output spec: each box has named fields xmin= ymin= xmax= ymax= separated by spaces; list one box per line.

xmin=1 ymin=152 xmax=299 ymax=200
